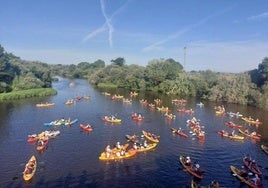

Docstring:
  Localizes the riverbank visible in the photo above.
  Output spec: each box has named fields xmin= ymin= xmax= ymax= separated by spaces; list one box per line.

xmin=0 ymin=88 xmax=57 ymax=100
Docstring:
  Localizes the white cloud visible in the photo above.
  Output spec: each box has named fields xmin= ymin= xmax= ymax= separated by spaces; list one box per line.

xmin=248 ymin=12 xmax=268 ymax=21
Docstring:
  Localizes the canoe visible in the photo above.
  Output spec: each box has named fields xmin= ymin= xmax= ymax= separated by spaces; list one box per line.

xmin=243 ymin=157 xmax=262 ymax=176
xmin=36 ymin=140 xmax=48 ymax=151
xmin=230 ymin=165 xmax=262 ymax=188
xmin=171 ymin=128 xmax=188 ymax=138
xmin=261 ymin=145 xmax=268 ymax=154
xmin=80 ymin=124 xmax=93 ymax=132
xmin=142 ymin=130 xmax=159 ymax=143
xmin=44 ymin=118 xmax=78 ymax=126
xmin=238 ymin=129 xmax=261 ymax=140
xmin=102 ymin=117 xmax=122 ymax=123
xmin=134 ymin=143 xmax=158 ymax=153
xmin=179 ymin=156 xmax=204 ymax=179
xmin=23 ymin=155 xmax=37 ymax=181
xmin=242 ymin=117 xmax=262 ymax=125
xmin=225 ymin=122 xmax=242 ymax=129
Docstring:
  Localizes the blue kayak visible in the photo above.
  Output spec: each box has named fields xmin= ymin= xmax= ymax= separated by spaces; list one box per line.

xmin=44 ymin=119 xmax=78 ymax=126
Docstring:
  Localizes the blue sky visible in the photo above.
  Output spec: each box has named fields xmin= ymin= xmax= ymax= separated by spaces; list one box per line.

xmin=0 ymin=0 xmax=268 ymax=72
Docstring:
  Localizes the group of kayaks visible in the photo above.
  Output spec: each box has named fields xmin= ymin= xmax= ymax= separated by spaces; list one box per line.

xmin=230 ymin=156 xmax=263 ymax=188
xmin=23 ymin=116 xmax=79 ymax=181
xmin=26 ymin=91 xmax=267 ymax=187
xmin=99 ymin=130 xmax=159 ymax=161
xmin=180 ymin=154 xmax=265 ymax=187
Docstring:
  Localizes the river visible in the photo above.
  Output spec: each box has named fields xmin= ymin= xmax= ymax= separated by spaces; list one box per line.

xmin=0 ymin=78 xmax=267 ymax=188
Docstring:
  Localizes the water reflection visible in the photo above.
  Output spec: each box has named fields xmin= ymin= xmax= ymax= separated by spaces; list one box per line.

xmin=0 ymin=78 xmax=267 ymax=188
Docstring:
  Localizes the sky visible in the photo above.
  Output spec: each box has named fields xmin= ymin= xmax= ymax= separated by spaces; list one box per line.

xmin=0 ymin=0 xmax=268 ymax=73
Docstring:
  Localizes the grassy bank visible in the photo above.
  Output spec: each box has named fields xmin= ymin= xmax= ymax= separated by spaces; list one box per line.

xmin=0 ymin=88 xmax=57 ymax=100
xmin=97 ymin=83 xmax=117 ymax=88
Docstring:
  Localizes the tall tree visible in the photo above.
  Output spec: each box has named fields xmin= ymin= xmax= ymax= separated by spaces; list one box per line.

xmin=111 ymin=57 xmax=125 ymax=66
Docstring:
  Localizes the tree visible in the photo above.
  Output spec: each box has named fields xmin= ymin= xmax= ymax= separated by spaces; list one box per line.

xmin=111 ymin=57 xmax=125 ymax=66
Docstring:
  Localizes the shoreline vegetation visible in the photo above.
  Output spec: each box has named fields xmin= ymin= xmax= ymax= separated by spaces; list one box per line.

xmin=1 ymin=44 xmax=268 ymax=109
xmin=0 ymin=88 xmax=57 ymax=101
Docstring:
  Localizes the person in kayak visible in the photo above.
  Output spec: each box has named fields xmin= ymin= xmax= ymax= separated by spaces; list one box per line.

xmin=186 ymin=156 xmax=191 ymax=166
xmin=251 ymin=174 xmax=261 ymax=186
xmin=105 ymin=145 xmax=111 ymax=158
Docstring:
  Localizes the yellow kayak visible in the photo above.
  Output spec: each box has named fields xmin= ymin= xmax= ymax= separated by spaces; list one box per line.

xmin=135 ymin=143 xmax=158 ymax=152
xmin=99 ymin=148 xmax=136 ymax=161
xmin=142 ymin=130 xmax=159 ymax=143
xmin=23 ymin=155 xmax=37 ymax=181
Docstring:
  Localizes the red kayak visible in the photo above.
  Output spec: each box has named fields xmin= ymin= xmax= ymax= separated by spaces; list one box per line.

xmin=225 ymin=122 xmax=242 ymax=129
xmin=171 ymin=128 xmax=188 ymax=138
xmin=179 ymin=156 xmax=205 ymax=179
xmin=243 ymin=157 xmax=262 ymax=176
xmin=80 ymin=124 xmax=93 ymax=132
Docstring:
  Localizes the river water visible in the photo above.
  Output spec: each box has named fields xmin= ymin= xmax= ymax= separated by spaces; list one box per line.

xmin=0 ymin=78 xmax=267 ymax=188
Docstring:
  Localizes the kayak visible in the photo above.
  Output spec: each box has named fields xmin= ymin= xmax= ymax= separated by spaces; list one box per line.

xmin=44 ymin=118 xmax=78 ymax=126
xmin=125 ymin=134 xmax=139 ymax=143
xmin=142 ymin=130 xmax=159 ymax=143
xmin=131 ymin=113 xmax=144 ymax=121
xmin=27 ymin=132 xmax=46 ymax=143
xmin=179 ymin=156 xmax=204 ymax=179
xmin=216 ymin=110 xmax=225 ymax=115
xmin=23 ymin=155 xmax=37 ymax=181
xmin=238 ymin=129 xmax=261 ymax=140
xmin=44 ymin=130 xmax=60 ymax=138
xmin=36 ymin=140 xmax=48 ymax=151
xmin=102 ymin=117 xmax=122 ymax=123
xmin=242 ymin=117 xmax=262 ymax=125
xmin=134 ymin=143 xmax=158 ymax=153
xmin=80 ymin=124 xmax=93 ymax=132
xmin=230 ymin=165 xmax=262 ymax=188
xmin=225 ymin=122 xmax=242 ymax=129
xmin=170 ymin=128 xmax=188 ymax=138
xmin=156 ymin=106 xmax=170 ymax=112
xmin=261 ymin=145 xmax=268 ymax=154
xmin=227 ymin=112 xmax=243 ymax=117
xmin=99 ymin=145 xmax=136 ymax=161
xmin=243 ymin=157 xmax=262 ymax=176
xmin=217 ymin=130 xmax=244 ymax=140
xmin=36 ymin=102 xmax=55 ymax=107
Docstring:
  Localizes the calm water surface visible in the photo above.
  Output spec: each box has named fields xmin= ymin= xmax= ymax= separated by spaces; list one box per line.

xmin=0 ymin=78 xmax=268 ymax=188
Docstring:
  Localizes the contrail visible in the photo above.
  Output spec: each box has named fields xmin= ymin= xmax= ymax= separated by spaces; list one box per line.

xmin=82 ymin=24 xmax=107 ymax=43
xmin=100 ymin=0 xmax=114 ymax=47
xmin=82 ymin=0 xmax=130 ymax=46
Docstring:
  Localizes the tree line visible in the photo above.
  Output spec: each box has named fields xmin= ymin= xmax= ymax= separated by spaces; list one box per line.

xmin=1 ymin=44 xmax=268 ymax=109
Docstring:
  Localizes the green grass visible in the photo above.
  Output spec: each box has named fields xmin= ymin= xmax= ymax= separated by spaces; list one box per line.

xmin=0 ymin=88 xmax=57 ymax=100
xmin=97 ymin=83 xmax=117 ymax=88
